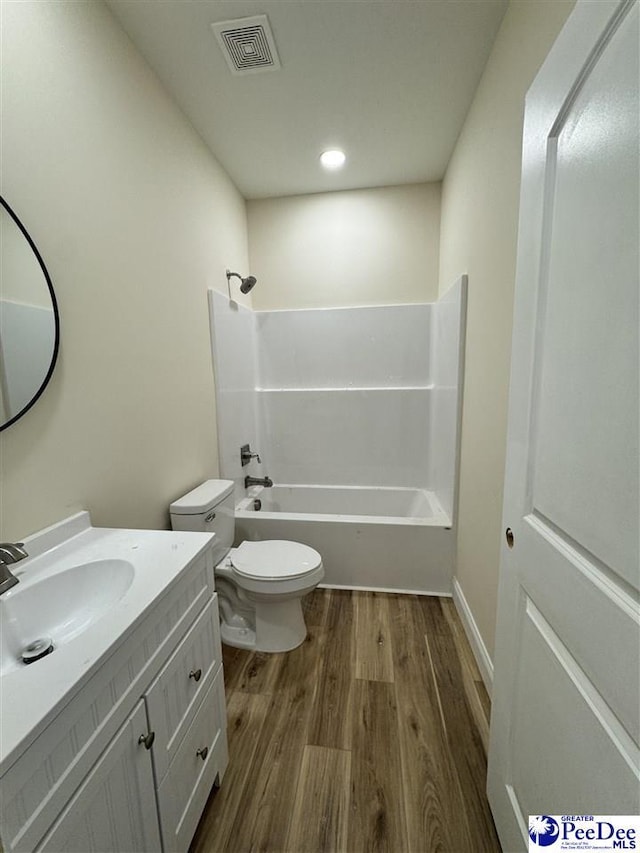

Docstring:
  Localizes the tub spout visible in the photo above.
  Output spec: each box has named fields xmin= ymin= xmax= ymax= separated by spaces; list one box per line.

xmin=245 ymin=476 xmax=273 ymax=489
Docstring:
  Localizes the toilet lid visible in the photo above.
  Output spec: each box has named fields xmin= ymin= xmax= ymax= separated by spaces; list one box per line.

xmin=231 ymin=540 xmax=322 ymax=580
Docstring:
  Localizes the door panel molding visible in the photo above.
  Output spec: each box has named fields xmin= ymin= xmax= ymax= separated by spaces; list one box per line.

xmin=526 ymin=512 xmax=640 ymax=610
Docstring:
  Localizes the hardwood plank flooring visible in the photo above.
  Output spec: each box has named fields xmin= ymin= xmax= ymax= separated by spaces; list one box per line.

xmin=440 ymin=599 xmax=491 ymax=754
xmin=354 ymin=592 xmax=395 ymax=683
xmin=348 ymin=679 xmax=408 ymax=852
xmin=231 ymin=649 xmax=282 ymax=695
xmin=286 ymin=745 xmax=351 ymax=853
xmin=191 ymin=589 xmax=500 ymax=853
xmin=308 ymin=589 xmax=354 ymax=751
xmin=222 ymin=626 xmax=325 ymax=852
xmin=391 ymin=594 xmax=475 ymax=852
xmin=425 ymin=629 xmax=498 ymax=851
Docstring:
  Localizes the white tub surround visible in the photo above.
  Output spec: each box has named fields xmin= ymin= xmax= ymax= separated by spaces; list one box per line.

xmin=256 ymin=387 xmax=432 ymax=489
xmin=428 ymin=276 xmax=468 ymax=521
xmin=255 ymin=302 xmax=432 ymax=389
xmin=254 ymin=301 xmax=433 ymax=490
xmin=0 ymin=513 xmax=228 ymax=853
xmin=209 ymin=279 xmax=466 ymax=592
xmin=208 ymin=290 xmax=260 ymax=502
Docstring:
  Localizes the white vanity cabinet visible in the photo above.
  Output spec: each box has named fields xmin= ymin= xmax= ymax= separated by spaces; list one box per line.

xmin=0 ymin=542 xmax=228 ymax=853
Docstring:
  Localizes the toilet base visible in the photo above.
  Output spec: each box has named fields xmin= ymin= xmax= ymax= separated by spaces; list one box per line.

xmin=254 ymin=598 xmax=307 ymax=652
xmin=219 ymin=597 xmax=308 ymax=653
xmin=220 ymin=621 xmax=256 ymax=651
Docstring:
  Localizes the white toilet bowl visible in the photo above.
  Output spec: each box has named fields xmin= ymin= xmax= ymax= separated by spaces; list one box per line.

xmin=215 ymin=541 xmax=324 ymax=651
xmin=170 ymin=481 xmax=324 ymax=653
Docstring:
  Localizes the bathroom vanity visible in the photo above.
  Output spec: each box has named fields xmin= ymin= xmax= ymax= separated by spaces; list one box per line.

xmin=0 ymin=513 xmax=228 ymax=853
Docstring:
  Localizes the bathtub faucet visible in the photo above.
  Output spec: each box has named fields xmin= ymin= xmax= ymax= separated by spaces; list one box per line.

xmin=245 ymin=476 xmax=273 ymax=489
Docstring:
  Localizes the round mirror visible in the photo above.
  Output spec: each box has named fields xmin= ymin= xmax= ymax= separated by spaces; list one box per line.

xmin=0 ymin=197 xmax=59 ymax=431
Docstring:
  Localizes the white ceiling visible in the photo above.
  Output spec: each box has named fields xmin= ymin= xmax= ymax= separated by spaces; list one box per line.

xmin=106 ymin=0 xmax=508 ymax=199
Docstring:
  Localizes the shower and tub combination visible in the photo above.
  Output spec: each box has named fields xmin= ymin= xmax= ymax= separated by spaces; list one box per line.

xmin=208 ymin=276 xmax=467 ymax=595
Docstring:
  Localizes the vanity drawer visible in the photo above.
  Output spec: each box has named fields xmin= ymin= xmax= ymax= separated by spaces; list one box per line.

xmin=146 ymin=594 xmax=222 ymax=782
xmin=157 ymin=668 xmax=228 ymax=853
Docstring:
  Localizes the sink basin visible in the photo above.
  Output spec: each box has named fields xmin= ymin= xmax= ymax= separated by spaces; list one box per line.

xmin=0 ymin=559 xmax=134 ymax=675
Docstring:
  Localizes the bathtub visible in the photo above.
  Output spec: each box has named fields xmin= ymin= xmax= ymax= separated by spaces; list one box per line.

xmin=235 ymin=484 xmax=454 ymax=595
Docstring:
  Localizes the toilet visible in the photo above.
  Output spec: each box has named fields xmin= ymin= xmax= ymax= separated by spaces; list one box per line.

xmin=170 ymin=479 xmax=324 ymax=653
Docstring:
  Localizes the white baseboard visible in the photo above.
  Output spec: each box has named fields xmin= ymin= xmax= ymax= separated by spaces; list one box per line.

xmin=452 ymin=577 xmax=494 ymax=697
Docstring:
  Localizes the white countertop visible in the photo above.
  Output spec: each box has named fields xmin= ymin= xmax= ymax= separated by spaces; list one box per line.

xmin=0 ymin=512 xmax=214 ymax=772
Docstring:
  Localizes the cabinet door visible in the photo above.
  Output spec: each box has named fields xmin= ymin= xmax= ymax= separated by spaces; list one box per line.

xmin=36 ymin=701 xmax=161 ymax=853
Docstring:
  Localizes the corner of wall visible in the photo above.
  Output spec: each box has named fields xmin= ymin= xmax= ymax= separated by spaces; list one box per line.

xmin=436 ymin=0 xmax=577 ymax=662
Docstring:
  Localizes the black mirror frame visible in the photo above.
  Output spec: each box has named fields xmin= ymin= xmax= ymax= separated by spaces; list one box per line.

xmin=0 ymin=195 xmax=60 ymax=432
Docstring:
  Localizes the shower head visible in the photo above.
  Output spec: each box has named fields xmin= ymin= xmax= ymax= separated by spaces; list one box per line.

xmin=226 ymin=269 xmax=257 ymax=297
xmin=240 ymin=275 xmax=257 ymax=294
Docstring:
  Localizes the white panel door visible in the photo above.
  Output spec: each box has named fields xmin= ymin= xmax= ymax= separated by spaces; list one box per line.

xmin=37 ymin=700 xmax=161 ymax=853
xmin=487 ymin=1 xmax=639 ymax=850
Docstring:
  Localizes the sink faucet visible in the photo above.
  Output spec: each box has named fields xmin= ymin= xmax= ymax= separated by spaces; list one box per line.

xmin=244 ymin=476 xmax=273 ymax=489
xmin=0 ymin=542 xmax=28 ymax=595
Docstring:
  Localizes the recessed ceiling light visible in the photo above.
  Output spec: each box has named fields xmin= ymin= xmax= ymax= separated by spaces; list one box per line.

xmin=320 ymin=149 xmax=346 ymax=170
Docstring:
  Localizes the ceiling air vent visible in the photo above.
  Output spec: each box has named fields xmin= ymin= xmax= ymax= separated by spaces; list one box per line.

xmin=211 ymin=15 xmax=281 ymax=76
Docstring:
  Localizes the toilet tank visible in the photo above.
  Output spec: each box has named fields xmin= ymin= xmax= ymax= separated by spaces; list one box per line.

xmin=170 ymin=479 xmax=235 ymax=565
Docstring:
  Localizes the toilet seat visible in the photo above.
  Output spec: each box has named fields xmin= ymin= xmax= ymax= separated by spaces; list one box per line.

xmin=231 ymin=540 xmax=322 ymax=581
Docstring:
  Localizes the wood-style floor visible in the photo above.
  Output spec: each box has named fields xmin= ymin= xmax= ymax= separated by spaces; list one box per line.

xmin=190 ymin=589 xmax=501 ymax=853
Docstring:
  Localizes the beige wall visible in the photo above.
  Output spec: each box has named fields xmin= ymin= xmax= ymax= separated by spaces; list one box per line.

xmin=0 ymin=1 xmax=249 ymax=539
xmin=248 ymin=183 xmax=441 ymax=310
xmin=439 ymin=0 xmax=576 ymax=659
